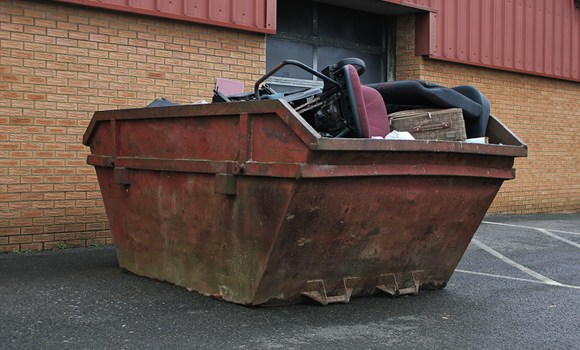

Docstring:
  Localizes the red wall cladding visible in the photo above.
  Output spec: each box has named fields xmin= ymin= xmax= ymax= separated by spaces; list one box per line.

xmin=50 ymin=0 xmax=277 ymax=34
xmin=410 ymin=0 xmax=580 ymax=82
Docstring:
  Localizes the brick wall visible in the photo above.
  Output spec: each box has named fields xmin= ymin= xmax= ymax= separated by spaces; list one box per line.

xmin=397 ymin=15 xmax=580 ymax=214
xmin=0 ymin=0 xmax=266 ymax=253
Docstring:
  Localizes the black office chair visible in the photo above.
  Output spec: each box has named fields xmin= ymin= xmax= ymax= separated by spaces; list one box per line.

xmin=368 ymin=80 xmax=490 ymax=138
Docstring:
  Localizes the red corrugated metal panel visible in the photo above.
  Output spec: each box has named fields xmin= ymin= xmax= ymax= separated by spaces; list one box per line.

xmin=49 ymin=0 xmax=276 ymax=34
xmin=411 ymin=0 xmax=580 ymax=82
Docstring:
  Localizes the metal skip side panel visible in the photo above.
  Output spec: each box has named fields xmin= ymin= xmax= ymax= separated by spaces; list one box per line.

xmin=253 ymin=175 xmax=502 ymax=306
xmin=95 ymin=166 xmax=296 ymax=305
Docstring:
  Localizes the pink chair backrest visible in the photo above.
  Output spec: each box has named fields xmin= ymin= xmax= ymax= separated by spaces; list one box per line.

xmin=347 ymin=65 xmax=390 ymax=138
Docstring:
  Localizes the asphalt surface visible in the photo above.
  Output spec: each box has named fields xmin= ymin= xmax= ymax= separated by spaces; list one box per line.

xmin=1 ymin=213 xmax=579 ymax=349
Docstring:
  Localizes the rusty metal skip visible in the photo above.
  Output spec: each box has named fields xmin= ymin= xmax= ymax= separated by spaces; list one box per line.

xmin=83 ymin=98 xmax=527 ymax=306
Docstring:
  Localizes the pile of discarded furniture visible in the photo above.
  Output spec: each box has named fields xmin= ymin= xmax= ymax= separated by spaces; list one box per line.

xmin=211 ymin=58 xmax=490 ymax=143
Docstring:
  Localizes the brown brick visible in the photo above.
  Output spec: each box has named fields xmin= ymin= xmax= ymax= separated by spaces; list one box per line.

xmin=87 ymin=238 xmax=107 ymax=246
xmin=20 ymin=193 xmax=43 ymax=201
xmin=10 ymin=235 xmax=32 ymax=244
xmin=21 ymin=243 xmax=43 ymax=251
xmin=0 ymin=245 xmax=20 ymax=253
xmin=9 ymin=167 xmax=30 ymax=176
xmin=20 ymin=226 xmax=43 ymax=235
xmin=31 ymin=200 xmax=53 ymax=209
xmin=86 ymin=223 xmax=105 ymax=231
xmin=96 ymin=230 xmax=112 ymax=238
xmin=54 ymin=200 xmax=74 ymax=208
xmin=0 ymin=193 xmax=21 ymax=202
xmin=66 ymin=208 xmax=87 ymax=216
xmin=21 ymin=210 xmax=43 ymax=218
xmin=54 ymin=216 xmax=75 ymax=225
xmin=76 ymin=231 xmax=95 ymax=239
xmin=3 ymin=23 xmax=23 ymax=32
xmin=9 ymin=201 xmax=31 ymax=210
xmin=65 ymin=224 xmax=85 ymax=232
xmin=55 ymin=232 xmax=76 ymax=241
xmin=0 ymin=227 xmax=21 ymax=236
xmin=43 ymin=225 xmax=64 ymax=233
xmin=43 ymin=241 xmax=62 ymax=250
xmin=64 ymin=239 xmax=86 ymax=248
xmin=44 ymin=209 xmax=65 ymax=217
xmin=53 ymin=184 xmax=74 ymax=192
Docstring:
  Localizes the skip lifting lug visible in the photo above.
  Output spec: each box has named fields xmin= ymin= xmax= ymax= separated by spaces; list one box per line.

xmin=215 ymin=162 xmax=246 ymax=196
xmin=376 ymin=270 xmax=423 ymax=297
xmin=302 ymin=277 xmax=359 ymax=305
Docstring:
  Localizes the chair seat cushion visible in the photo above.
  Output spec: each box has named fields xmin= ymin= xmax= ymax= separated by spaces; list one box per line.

xmin=360 ymin=86 xmax=391 ymax=138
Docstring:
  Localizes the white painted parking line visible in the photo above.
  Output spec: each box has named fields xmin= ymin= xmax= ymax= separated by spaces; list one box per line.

xmin=455 ymin=269 xmax=542 ymax=284
xmin=535 ymin=227 xmax=580 ymax=249
xmin=482 ymin=221 xmax=580 ymax=249
xmin=470 ymin=238 xmax=563 ymax=286
xmin=482 ymin=220 xmax=580 ymax=236
xmin=455 ymin=269 xmax=580 ymax=290
xmin=457 ymin=222 xmax=580 ymax=291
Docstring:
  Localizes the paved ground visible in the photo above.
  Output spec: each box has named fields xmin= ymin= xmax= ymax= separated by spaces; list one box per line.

xmin=1 ymin=213 xmax=579 ymax=349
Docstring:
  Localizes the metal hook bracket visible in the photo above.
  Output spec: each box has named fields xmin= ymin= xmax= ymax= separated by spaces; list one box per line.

xmin=376 ymin=270 xmax=423 ymax=296
xmin=302 ymin=277 xmax=358 ymax=305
